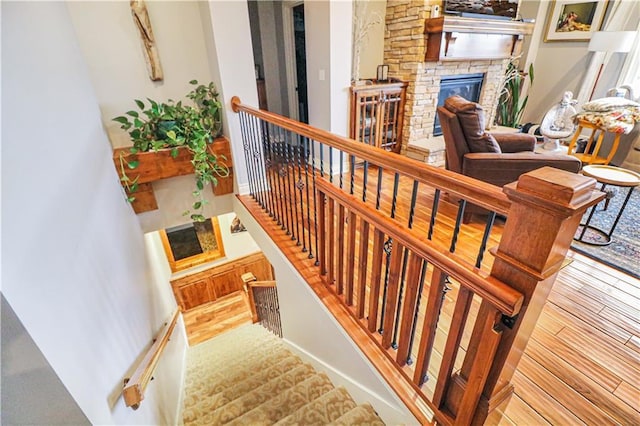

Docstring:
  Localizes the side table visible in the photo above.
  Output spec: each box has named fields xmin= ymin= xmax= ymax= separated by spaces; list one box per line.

xmin=574 ymin=165 xmax=640 ymax=246
xmin=567 ymin=120 xmax=622 ymax=165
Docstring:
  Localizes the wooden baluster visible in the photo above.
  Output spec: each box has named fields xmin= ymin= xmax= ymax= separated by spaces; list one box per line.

xmin=396 ymin=252 xmax=424 ymax=366
xmin=336 ymin=204 xmax=346 ymax=295
xmin=433 ymin=287 xmax=473 ymax=407
xmin=367 ymin=229 xmax=385 ymax=332
xmin=317 ymin=190 xmax=327 ymax=276
xmin=381 ymin=242 xmax=405 ymax=349
xmin=345 ymin=210 xmax=357 ymax=306
xmin=454 ymin=308 xmax=503 ymax=426
xmin=327 ymin=197 xmax=336 ymax=286
xmin=443 ymin=167 xmax=603 ymax=424
xmin=357 ymin=219 xmax=370 ymax=318
xmin=413 ymin=267 xmax=448 ymax=385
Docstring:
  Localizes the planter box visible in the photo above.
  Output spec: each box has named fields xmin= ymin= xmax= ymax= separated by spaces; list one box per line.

xmin=113 ymin=136 xmax=234 ymax=213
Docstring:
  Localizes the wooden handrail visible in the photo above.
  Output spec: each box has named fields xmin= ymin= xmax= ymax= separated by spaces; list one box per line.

xmin=123 ymin=310 xmax=179 ymax=409
xmin=231 ymin=96 xmax=511 ymax=216
xmin=246 ymin=280 xmax=277 ymax=288
xmin=316 ymin=178 xmax=523 ymax=316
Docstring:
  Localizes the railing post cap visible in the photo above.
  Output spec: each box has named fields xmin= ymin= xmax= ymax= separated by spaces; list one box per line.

xmin=231 ymin=96 xmax=241 ymax=113
xmin=504 ymin=167 xmax=602 ymax=212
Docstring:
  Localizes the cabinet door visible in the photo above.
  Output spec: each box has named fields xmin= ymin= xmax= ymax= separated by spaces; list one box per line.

xmin=180 ymin=280 xmax=214 ymax=311
xmin=211 ymin=272 xmax=240 ymax=299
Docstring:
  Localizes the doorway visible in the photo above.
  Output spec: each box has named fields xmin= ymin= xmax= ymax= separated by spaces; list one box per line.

xmin=283 ymin=2 xmax=308 ymax=123
xmin=292 ymin=4 xmax=308 ymax=123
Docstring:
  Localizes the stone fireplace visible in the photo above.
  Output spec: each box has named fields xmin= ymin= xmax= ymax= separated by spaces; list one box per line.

xmin=384 ymin=0 xmax=533 ymax=165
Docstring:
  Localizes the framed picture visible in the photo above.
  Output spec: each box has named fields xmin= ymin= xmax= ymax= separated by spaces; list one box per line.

xmin=544 ymin=0 xmax=608 ymax=42
xmin=160 ymin=216 xmax=225 ymax=272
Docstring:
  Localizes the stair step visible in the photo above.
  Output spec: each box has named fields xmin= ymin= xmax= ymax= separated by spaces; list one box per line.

xmin=183 ymin=355 xmax=304 ymax=419
xmin=183 ymin=346 xmax=292 ymax=413
xmin=209 ymin=363 xmax=317 ymax=424
xmin=330 ymin=403 xmax=386 ymax=425
xmin=275 ymin=387 xmax=358 ymax=426
xmin=227 ymin=372 xmax=336 ymax=426
xmin=185 ymin=344 xmax=291 ymax=391
xmin=182 ymin=324 xmax=385 ymax=426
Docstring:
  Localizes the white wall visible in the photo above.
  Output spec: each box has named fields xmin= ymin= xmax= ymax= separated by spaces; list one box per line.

xmin=355 ymin=0 xmax=386 ymax=81
xmin=67 ymin=1 xmax=235 ymax=231
xmin=200 ymin=0 xmax=259 ymax=196
xmin=258 ymin=0 xmax=285 ymax=115
xmin=1 ymin=3 xmax=187 ymax=424
xmin=304 ymin=1 xmax=352 ymax=173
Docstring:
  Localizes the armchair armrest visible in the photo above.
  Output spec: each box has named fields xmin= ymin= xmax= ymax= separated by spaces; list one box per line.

xmin=492 ymin=133 xmax=536 ymax=153
xmin=462 ymin=152 xmax=581 ymax=187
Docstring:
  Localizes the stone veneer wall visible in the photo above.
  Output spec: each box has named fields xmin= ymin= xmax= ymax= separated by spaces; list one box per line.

xmin=385 ymin=0 xmax=509 ymax=157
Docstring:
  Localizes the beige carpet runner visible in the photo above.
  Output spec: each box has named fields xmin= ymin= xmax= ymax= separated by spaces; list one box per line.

xmin=182 ymin=324 xmax=385 ymax=425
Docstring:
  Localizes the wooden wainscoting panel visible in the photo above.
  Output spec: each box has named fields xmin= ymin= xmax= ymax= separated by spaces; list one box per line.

xmin=171 ymin=252 xmax=273 ymax=312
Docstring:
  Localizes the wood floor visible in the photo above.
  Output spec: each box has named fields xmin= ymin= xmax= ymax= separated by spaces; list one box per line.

xmin=183 ymin=292 xmax=252 ymax=346
xmin=490 ymin=251 xmax=640 ymax=425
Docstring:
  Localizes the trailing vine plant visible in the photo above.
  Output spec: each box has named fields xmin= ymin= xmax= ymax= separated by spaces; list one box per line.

xmin=113 ymin=80 xmax=229 ymax=222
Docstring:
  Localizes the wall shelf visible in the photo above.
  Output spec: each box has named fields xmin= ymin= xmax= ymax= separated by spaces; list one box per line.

xmin=424 ymin=16 xmax=535 ymax=62
xmin=112 ymin=136 xmax=234 ymax=213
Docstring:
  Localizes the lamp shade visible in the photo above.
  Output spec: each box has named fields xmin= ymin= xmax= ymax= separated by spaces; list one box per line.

xmin=588 ymin=31 xmax=636 ymax=53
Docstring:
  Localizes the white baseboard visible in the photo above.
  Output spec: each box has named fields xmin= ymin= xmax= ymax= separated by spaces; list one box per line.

xmin=282 ymin=339 xmax=416 ymax=425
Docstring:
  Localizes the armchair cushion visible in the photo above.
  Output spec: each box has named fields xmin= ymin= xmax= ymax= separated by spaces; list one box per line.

xmin=444 ymin=96 xmax=501 ymax=153
xmin=462 ymin=152 xmax=582 ymax=187
xmin=493 ymin=133 xmax=536 ymax=153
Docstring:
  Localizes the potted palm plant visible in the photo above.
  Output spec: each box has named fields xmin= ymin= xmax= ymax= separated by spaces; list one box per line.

xmin=113 ymin=80 xmax=229 ymax=221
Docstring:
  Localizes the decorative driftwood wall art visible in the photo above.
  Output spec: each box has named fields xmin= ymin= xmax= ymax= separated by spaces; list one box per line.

xmin=130 ymin=0 xmax=163 ymax=81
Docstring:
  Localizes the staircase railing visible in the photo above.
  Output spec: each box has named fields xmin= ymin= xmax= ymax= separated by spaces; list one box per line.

xmin=231 ymin=97 xmax=603 ymax=424
xmin=242 ymin=273 xmax=282 ymax=337
xmin=123 ymin=310 xmax=179 ymax=409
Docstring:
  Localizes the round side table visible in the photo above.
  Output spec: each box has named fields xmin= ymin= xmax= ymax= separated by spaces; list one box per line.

xmin=575 ymin=165 xmax=640 ymax=246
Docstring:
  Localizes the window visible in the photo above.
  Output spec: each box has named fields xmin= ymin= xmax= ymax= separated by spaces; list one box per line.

xmin=159 ymin=217 xmax=225 ymax=272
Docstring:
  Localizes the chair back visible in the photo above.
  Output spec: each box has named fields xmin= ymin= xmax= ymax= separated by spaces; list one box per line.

xmin=437 ymin=106 xmax=469 ymax=174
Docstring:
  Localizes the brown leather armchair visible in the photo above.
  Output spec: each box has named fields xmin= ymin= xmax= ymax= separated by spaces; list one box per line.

xmin=438 ymin=96 xmax=582 ymax=189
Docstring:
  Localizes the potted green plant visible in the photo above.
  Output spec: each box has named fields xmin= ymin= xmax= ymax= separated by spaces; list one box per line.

xmin=113 ymin=80 xmax=229 ymax=222
xmin=496 ymin=60 xmax=534 ymax=128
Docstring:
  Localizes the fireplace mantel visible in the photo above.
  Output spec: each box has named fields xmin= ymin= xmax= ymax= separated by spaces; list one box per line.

xmin=424 ymin=16 xmax=534 ymax=61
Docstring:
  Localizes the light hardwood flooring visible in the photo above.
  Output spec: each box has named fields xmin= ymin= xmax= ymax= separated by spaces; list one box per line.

xmin=183 ymin=292 xmax=252 ymax=346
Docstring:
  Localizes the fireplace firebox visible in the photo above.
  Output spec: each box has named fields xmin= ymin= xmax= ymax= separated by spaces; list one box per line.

xmin=433 ymin=73 xmax=484 ymax=136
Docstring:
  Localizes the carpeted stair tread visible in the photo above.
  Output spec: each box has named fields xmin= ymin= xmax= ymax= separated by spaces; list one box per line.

xmin=182 ymin=324 xmax=385 ymax=426
xmin=330 ymin=403 xmax=386 ymax=425
xmin=217 ymin=355 xmax=305 ymax=405
xmin=187 ymin=334 xmax=282 ymax=369
xmin=183 ymin=347 xmax=294 ymax=415
xmin=186 ymin=344 xmax=292 ymax=388
xmin=274 ymin=387 xmax=358 ymax=426
xmin=186 ymin=341 xmax=284 ymax=376
xmin=227 ymin=372 xmax=336 ymax=426
xmin=208 ymin=363 xmax=317 ymax=424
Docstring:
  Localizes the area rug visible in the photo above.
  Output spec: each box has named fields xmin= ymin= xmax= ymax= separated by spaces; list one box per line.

xmin=571 ymin=186 xmax=639 ymax=279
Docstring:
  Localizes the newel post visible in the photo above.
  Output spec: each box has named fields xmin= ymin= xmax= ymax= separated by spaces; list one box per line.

xmin=445 ymin=167 xmax=603 ymax=424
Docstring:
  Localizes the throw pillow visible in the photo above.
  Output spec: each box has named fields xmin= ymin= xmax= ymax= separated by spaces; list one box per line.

xmin=444 ymin=96 xmax=502 ymax=153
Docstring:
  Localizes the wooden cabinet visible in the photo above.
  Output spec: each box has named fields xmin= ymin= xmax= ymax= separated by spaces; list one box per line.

xmin=350 ymin=80 xmax=407 ymax=153
xmin=171 ymin=252 xmax=273 ymax=311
